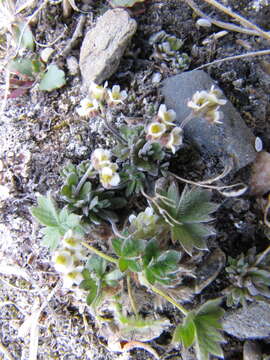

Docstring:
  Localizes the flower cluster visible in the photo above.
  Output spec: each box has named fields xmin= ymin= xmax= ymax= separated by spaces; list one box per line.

xmin=76 ymin=82 xmax=128 ymax=117
xmin=187 ymin=85 xmax=227 ymax=125
xmin=146 ymin=104 xmax=183 ymax=154
xmin=91 ymin=148 xmax=120 ymax=188
xmin=52 ymin=230 xmax=86 ymax=288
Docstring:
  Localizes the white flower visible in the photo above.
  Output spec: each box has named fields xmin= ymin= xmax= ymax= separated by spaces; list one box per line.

xmin=147 ymin=122 xmax=167 ymax=139
xmin=91 ymin=148 xmax=111 ymax=170
xmin=165 ymin=127 xmax=183 ymax=154
xmin=158 ymin=104 xmax=176 ymax=126
xmin=62 ymin=230 xmax=82 ymax=250
xmin=187 ymin=86 xmax=226 ymax=114
xmin=63 ymin=266 xmax=84 ymax=288
xmin=89 ymin=82 xmax=107 ymax=101
xmin=99 ymin=163 xmax=120 ymax=188
xmin=107 ymin=85 xmax=128 ymax=105
xmin=76 ymin=97 xmax=99 ymax=117
xmin=205 ymin=108 xmax=223 ymax=125
xmin=53 ymin=250 xmax=74 ymax=273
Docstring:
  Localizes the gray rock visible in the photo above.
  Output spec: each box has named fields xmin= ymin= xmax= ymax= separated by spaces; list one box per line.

xmin=79 ymin=9 xmax=137 ymax=88
xmin=162 ymin=70 xmax=256 ymax=171
xmin=222 ymin=301 xmax=270 ymax=339
xmin=194 ymin=247 xmax=226 ymax=294
xmin=243 ymin=341 xmax=262 ymax=360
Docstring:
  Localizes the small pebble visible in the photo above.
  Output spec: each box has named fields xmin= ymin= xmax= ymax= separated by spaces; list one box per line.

xmin=255 ymin=136 xmax=263 ymax=152
xmin=196 ymin=18 xmax=212 ymax=28
xmin=152 ymin=72 xmax=162 ymax=84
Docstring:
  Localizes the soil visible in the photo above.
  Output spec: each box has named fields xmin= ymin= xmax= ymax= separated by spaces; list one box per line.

xmin=1 ymin=0 xmax=270 ymax=359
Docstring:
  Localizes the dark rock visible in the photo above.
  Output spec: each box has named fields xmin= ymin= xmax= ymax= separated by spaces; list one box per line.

xmin=194 ymin=247 xmax=226 ymax=294
xmin=162 ymin=70 xmax=256 ymax=171
xmin=243 ymin=340 xmax=262 ymax=360
xmin=222 ymin=301 xmax=270 ymax=339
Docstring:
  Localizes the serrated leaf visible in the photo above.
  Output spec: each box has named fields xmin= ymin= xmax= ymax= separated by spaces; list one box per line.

xmin=30 ymin=194 xmax=59 ymax=227
xmin=174 ymin=299 xmax=225 ymax=360
xmin=152 ymin=250 xmax=181 ymax=276
xmin=121 ymin=238 xmax=144 ymax=258
xmin=86 ymin=255 xmax=107 ymax=277
xmin=39 ymin=64 xmax=66 ymax=91
xmin=40 ymin=227 xmax=61 ymax=251
xmin=173 ymin=320 xmax=196 ymax=348
xmin=177 ymin=186 xmax=218 ymax=223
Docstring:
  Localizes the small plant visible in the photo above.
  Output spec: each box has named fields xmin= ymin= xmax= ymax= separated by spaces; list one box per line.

xmin=224 ymin=246 xmax=270 ymax=307
xmin=149 ymin=30 xmax=190 ymax=70
xmin=30 ymin=82 xmax=230 ymax=359
xmin=9 ymin=52 xmax=66 ymax=94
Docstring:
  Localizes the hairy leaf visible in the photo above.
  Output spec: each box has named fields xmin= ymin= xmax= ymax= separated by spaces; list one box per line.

xmin=155 ymin=182 xmax=218 ymax=255
xmin=173 ymin=299 xmax=225 ymax=360
xmin=39 ymin=64 xmax=66 ymax=91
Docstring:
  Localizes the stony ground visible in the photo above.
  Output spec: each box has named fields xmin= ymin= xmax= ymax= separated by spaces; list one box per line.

xmin=1 ymin=0 xmax=270 ymax=359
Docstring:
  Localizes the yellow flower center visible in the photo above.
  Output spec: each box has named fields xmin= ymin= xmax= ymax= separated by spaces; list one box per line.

xmin=55 ymin=255 xmax=67 ymax=265
xmin=65 ymin=237 xmax=77 ymax=247
xmin=151 ymin=124 xmax=162 ymax=133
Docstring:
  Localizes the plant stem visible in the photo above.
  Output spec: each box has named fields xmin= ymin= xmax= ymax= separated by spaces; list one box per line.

xmin=74 ymin=165 xmax=94 ymax=197
xmin=180 ymin=111 xmax=194 ymax=129
xmin=81 ymin=242 xmax=118 ymax=264
xmin=100 ymin=114 xmax=127 ymax=144
xmin=149 ymin=284 xmax=188 ymax=316
xmin=127 ymin=273 xmax=138 ymax=316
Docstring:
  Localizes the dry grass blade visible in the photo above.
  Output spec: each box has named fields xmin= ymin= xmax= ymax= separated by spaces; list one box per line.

xmin=121 ymin=341 xmax=160 ymax=359
xmin=0 ymin=263 xmax=31 ymax=281
xmin=195 ymin=48 xmax=270 ymax=70
xmin=29 ymin=298 xmax=40 ymax=360
xmin=201 ymin=0 xmax=270 ymax=41
xmin=183 ymin=0 xmax=261 ymax=37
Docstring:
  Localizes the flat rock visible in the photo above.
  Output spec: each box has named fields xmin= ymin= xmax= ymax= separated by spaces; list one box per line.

xmin=162 ymin=70 xmax=256 ymax=172
xmin=79 ymin=9 xmax=137 ymax=88
xmin=222 ymin=301 xmax=270 ymax=339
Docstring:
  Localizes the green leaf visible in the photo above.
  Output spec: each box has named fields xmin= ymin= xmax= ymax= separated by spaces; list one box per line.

xmin=142 ymin=238 xmax=160 ymax=266
xmin=174 ymin=299 xmax=225 ymax=360
xmin=86 ymin=255 xmax=107 ymax=277
xmin=173 ymin=319 xmax=196 ymax=348
xmin=112 ymin=237 xmax=123 ymax=257
xmin=177 ymin=187 xmax=218 ymax=223
xmin=171 ymin=223 xmax=213 ymax=255
xmin=126 ymin=259 xmax=141 ymax=272
xmin=118 ymin=257 xmax=129 ymax=272
xmin=39 ymin=64 xmax=66 ymax=91
xmin=110 ymin=0 xmax=145 ymax=7
xmin=9 ymin=58 xmax=34 ymax=76
xmin=117 ymin=314 xmax=171 ymax=341
xmin=151 ymin=250 xmax=181 ymax=277
xmin=121 ymin=238 xmax=145 ymax=258
xmin=13 ymin=22 xmax=35 ymax=50
xmin=30 ymin=193 xmax=59 ymax=227
xmin=105 ymin=269 xmax=123 ymax=286
xmin=40 ymin=227 xmax=61 ymax=251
